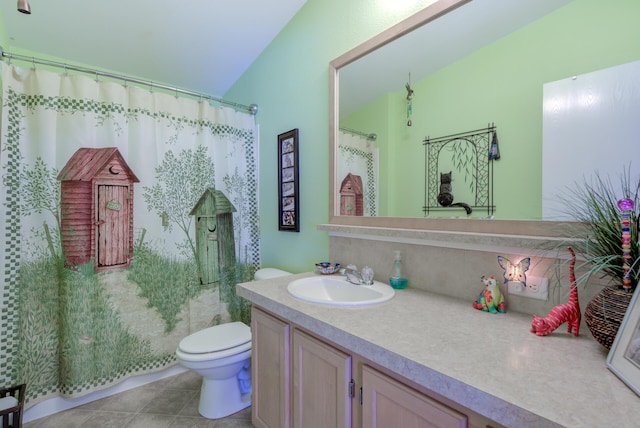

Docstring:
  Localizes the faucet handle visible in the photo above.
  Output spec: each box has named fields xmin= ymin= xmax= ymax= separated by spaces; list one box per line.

xmin=361 ymin=266 xmax=374 ymax=284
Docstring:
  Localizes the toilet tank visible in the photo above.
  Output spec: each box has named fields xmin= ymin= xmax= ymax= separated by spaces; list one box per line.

xmin=254 ymin=268 xmax=292 ymax=281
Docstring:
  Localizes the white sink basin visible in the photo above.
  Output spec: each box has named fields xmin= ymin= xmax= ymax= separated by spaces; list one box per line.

xmin=287 ymin=276 xmax=395 ymax=306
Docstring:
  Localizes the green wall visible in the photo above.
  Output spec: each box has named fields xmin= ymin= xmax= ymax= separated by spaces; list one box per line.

xmin=341 ymin=0 xmax=640 ymax=220
xmin=0 ymin=9 xmax=7 ymax=47
xmin=225 ymin=0 xmax=436 ymax=273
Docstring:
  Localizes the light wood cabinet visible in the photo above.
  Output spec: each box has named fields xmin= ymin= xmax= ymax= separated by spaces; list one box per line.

xmin=251 ymin=306 xmax=501 ymax=428
xmin=361 ymin=364 xmax=467 ymax=428
xmin=292 ymin=329 xmax=352 ymax=428
xmin=251 ymin=307 xmax=291 ymax=428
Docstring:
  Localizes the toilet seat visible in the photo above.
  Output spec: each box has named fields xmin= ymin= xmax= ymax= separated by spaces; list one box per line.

xmin=178 ymin=322 xmax=251 ymax=360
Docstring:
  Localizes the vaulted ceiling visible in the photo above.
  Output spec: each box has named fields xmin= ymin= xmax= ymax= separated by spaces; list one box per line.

xmin=0 ymin=0 xmax=306 ymax=98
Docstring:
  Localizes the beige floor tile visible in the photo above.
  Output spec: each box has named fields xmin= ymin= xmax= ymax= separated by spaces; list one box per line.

xmin=30 ymin=408 xmax=94 ymax=428
xmin=139 ymin=388 xmax=196 ymax=415
xmin=23 ymin=372 xmax=253 ymax=428
xmin=123 ymin=413 xmax=175 ymax=428
xmin=168 ymin=416 xmax=218 ymax=428
xmin=212 ymin=419 xmax=254 ymax=428
xmin=80 ymin=411 xmax=135 ymax=428
xmin=164 ymin=371 xmax=202 ymax=391
xmin=99 ymin=385 xmax=164 ymax=413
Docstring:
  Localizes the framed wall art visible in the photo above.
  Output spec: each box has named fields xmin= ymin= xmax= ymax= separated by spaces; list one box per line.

xmin=278 ymin=128 xmax=299 ymax=231
xmin=607 ymin=286 xmax=640 ymax=397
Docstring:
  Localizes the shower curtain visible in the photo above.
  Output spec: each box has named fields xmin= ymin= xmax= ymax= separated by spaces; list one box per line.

xmin=0 ymin=62 xmax=261 ymax=406
xmin=337 ymin=130 xmax=379 ymax=216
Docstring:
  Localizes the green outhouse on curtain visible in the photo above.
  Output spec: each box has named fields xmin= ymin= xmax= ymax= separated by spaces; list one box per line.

xmin=190 ymin=188 xmax=236 ymax=285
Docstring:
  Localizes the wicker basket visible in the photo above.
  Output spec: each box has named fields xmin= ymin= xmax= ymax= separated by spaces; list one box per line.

xmin=584 ymin=286 xmax=634 ymax=350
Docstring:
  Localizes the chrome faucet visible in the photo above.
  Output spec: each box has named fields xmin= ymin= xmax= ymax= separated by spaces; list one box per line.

xmin=343 ymin=267 xmax=364 ymax=284
xmin=342 ymin=265 xmax=374 ymax=285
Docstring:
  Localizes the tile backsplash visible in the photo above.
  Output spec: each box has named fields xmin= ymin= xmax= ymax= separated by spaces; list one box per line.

xmin=322 ymin=224 xmax=600 ymax=327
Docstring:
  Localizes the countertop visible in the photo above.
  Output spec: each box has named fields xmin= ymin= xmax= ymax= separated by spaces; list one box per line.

xmin=237 ymin=272 xmax=640 ymax=427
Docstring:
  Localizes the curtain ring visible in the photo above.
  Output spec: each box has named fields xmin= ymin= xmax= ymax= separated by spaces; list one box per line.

xmin=122 ymin=78 xmax=128 ymax=88
xmin=31 ymin=57 xmax=36 ymax=70
xmin=95 ymin=71 xmax=99 ymax=82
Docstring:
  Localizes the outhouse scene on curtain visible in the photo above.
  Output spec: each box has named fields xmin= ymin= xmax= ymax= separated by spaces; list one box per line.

xmin=0 ymin=62 xmax=261 ymax=406
xmin=337 ymin=129 xmax=379 ymax=216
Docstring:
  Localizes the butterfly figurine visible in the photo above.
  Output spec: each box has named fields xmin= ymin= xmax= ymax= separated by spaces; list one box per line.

xmin=497 ymin=256 xmax=531 ymax=285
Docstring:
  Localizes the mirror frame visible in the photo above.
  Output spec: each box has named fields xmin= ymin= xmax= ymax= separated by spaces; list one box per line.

xmin=328 ymin=0 xmax=568 ymax=238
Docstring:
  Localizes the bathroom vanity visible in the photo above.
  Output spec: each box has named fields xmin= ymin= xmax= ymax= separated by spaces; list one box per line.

xmin=250 ymin=305 xmax=490 ymax=428
xmin=237 ymin=272 xmax=640 ymax=428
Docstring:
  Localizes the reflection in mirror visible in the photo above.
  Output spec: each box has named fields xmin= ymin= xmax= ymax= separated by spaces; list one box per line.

xmin=332 ymin=0 xmax=640 ymax=224
xmin=423 ymin=124 xmax=496 ymax=218
xmin=337 ymin=128 xmax=379 ymax=217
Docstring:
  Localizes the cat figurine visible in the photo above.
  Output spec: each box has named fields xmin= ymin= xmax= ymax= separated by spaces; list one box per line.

xmin=473 ymin=275 xmax=505 ymax=314
xmin=437 ymin=171 xmax=472 ymax=214
xmin=530 ymin=247 xmax=581 ymax=337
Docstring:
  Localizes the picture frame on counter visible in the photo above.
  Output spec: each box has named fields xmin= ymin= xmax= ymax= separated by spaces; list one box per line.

xmin=607 ymin=286 xmax=640 ymax=397
xmin=277 ymin=128 xmax=299 ymax=232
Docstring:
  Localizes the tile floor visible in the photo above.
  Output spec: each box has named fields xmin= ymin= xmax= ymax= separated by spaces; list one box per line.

xmin=23 ymin=371 xmax=254 ymax=428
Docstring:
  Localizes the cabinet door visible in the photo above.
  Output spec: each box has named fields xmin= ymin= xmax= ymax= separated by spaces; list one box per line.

xmin=292 ymin=329 xmax=352 ymax=428
xmin=251 ymin=308 xmax=291 ymax=428
xmin=361 ymin=365 xmax=468 ymax=428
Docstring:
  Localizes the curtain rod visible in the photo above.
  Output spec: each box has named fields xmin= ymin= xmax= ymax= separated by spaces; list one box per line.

xmin=0 ymin=48 xmax=258 ymax=115
xmin=339 ymin=126 xmax=377 ymax=141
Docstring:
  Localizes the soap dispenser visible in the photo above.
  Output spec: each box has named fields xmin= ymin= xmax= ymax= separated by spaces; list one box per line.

xmin=389 ymin=250 xmax=408 ymax=289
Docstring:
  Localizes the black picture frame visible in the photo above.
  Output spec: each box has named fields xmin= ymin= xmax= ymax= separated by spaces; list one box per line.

xmin=278 ymin=128 xmax=299 ymax=231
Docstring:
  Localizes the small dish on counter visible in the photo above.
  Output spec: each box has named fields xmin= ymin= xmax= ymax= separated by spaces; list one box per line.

xmin=315 ymin=262 xmax=340 ymax=275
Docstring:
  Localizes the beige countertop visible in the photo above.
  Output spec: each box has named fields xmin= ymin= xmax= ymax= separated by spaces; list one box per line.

xmin=237 ymin=272 xmax=640 ymax=427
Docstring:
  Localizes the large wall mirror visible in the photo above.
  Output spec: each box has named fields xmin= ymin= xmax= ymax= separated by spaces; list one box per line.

xmin=329 ymin=0 xmax=640 ymax=236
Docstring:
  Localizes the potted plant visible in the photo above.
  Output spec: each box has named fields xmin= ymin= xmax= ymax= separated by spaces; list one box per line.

xmin=561 ymin=167 xmax=639 ymax=349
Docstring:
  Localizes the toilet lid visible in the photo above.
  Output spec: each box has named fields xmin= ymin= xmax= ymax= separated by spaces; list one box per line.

xmin=178 ymin=322 xmax=251 ymax=354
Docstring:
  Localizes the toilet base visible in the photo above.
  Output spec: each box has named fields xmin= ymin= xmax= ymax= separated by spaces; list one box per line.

xmin=198 ymin=375 xmax=251 ymax=419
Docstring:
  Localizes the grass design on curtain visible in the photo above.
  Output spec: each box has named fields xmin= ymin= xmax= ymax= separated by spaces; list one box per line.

xmin=3 ymin=88 xmax=261 ymax=402
xmin=128 ymin=240 xmax=203 ymax=333
xmin=220 ymin=263 xmax=256 ymax=326
xmin=16 ymin=257 xmax=160 ymax=397
xmin=15 ymin=236 xmax=254 ymax=398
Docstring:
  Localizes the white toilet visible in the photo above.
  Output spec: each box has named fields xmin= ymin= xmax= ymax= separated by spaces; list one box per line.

xmin=175 ymin=267 xmax=291 ymax=419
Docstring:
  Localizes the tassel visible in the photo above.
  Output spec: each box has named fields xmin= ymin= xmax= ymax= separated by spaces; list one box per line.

xmin=488 ymin=131 xmax=500 ymax=160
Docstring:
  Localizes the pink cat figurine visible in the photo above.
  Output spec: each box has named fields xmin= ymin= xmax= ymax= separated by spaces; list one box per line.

xmin=530 ymin=247 xmax=581 ymax=337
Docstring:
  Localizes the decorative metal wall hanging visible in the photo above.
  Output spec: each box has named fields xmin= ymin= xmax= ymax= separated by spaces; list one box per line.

xmin=405 ymin=73 xmax=414 ymax=127
xmin=278 ymin=128 xmax=300 ymax=231
xmin=423 ymin=123 xmax=497 ymax=217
